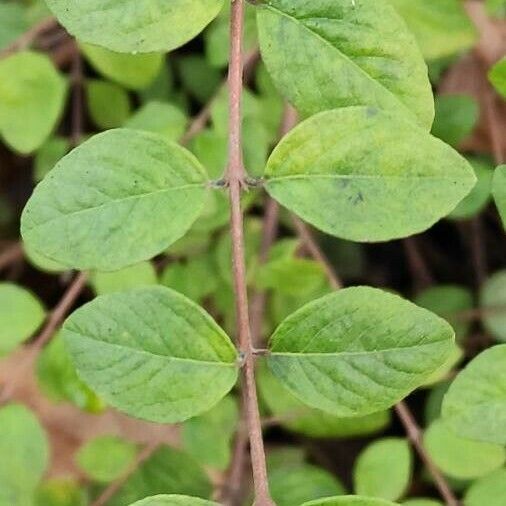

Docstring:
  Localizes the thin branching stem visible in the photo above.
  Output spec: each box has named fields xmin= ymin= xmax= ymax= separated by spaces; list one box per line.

xmin=224 ymin=0 xmax=273 ymax=504
xmin=91 ymin=442 xmax=159 ymax=506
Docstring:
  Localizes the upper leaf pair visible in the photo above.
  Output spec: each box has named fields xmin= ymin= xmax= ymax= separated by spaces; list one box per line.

xmin=62 ymin=285 xmax=454 ymax=424
xmin=256 ymin=0 xmax=476 ymax=242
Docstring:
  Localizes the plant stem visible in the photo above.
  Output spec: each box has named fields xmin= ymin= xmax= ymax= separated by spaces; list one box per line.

xmin=0 ymin=242 xmax=23 ymax=272
xmin=91 ymin=442 xmax=158 ymax=506
xmin=402 ymin=236 xmax=433 ymax=293
xmin=292 ymin=217 xmax=342 ymax=290
xmin=395 ymin=402 xmax=460 ymax=506
xmin=225 ymin=1 xmax=273 ymax=504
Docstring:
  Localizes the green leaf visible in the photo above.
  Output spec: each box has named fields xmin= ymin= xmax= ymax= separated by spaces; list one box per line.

xmin=269 ymin=462 xmax=346 ymax=506
xmin=0 ymin=3 xmax=28 ymax=51
xmin=45 ymin=0 xmax=224 ymax=53
xmin=91 ymin=262 xmax=158 ymax=295
xmin=177 ymin=55 xmax=222 ymax=104
xmin=0 ymin=283 xmax=45 ymax=356
xmin=81 ymin=44 xmax=162 ymax=90
xmin=386 ymin=0 xmax=477 ymax=60
xmin=86 ymin=80 xmax=131 ymax=129
xmin=480 ymin=270 xmax=506 ymax=342
xmin=0 ymin=51 xmax=66 ymax=154
xmin=105 ymin=447 xmax=212 ymax=505
xmin=34 ymin=137 xmax=69 ymax=183
xmin=76 ymin=435 xmax=137 ymax=483
xmin=256 ymin=0 xmax=434 ymax=128
xmin=21 ymin=129 xmax=208 ymax=271
xmin=463 ymin=469 xmax=506 ymax=506
xmin=258 ymin=362 xmax=390 ymax=439
xmin=37 ymin=333 xmax=104 ymax=412
xmin=0 ymin=404 xmax=49 ymax=505
xmin=431 ymin=95 xmax=479 ymax=147
xmin=161 ymin=255 xmax=219 ymax=303
xmin=24 ymin=241 xmax=68 ymax=274
xmin=488 ymin=57 xmax=506 ymax=98
xmin=62 ymin=286 xmax=238 ymax=423
xmin=301 ymin=497 xmax=398 ymax=506
xmin=267 ymin=286 xmax=455 ymax=417
xmin=128 ymin=496 xmax=219 ymax=506
xmin=415 ymin=285 xmax=473 ymax=343
xmin=493 ymin=165 xmax=506 ymax=228
xmin=449 ymin=158 xmax=494 ymax=220
xmin=424 ymin=419 xmax=505 ymax=479
xmin=264 ymin=107 xmax=476 ymax=242
xmin=353 ymin=438 xmax=411 ymax=501
xmin=182 ymin=395 xmax=238 ymax=471
xmin=442 ymin=345 xmax=506 ymax=445
xmin=125 ymin=101 xmax=187 ymax=142
xmin=138 ymin=63 xmax=175 ymax=104
xmin=35 ymin=478 xmax=87 ymax=506
xmin=257 ymin=257 xmax=326 ymax=296
xmin=419 ymin=344 xmax=462 ymax=388
xmin=424 ymin=381 xmax=451 ymax=426
xmin=486 ymin=0 xmax=506 ymax=18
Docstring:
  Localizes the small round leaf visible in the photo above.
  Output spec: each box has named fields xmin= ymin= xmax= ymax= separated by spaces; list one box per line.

xmin=353 ymin=438 xmax=412 ymax=501
xmin=442 ymin=345 xmax=506 ymax=445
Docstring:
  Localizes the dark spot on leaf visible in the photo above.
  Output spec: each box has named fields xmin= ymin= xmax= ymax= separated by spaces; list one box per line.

xmin=366 ymin=107 xmax=379 ymax=118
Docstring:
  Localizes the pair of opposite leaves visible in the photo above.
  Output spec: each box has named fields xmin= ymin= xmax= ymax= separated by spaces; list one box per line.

xmin=22 ymin=0 xmax=467 ymax=425
xmin=130 ymin=494 xmax=402 ymax=506
xmin=24 ymin=0 xmax=477 ymax=272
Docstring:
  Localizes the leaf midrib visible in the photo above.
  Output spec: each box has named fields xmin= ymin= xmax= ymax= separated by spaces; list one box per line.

xmin=28 ymin=182 xmax=206 ymax=229
xmin=266 ymin=174 xmax=467 ymax=183
xmin=270 ymin=338 xmax=448 ymax=357
xmin=262 ymin=4 xmax=413 ymax=120
xmin=66 ymin=329 xmax=238 ymax=368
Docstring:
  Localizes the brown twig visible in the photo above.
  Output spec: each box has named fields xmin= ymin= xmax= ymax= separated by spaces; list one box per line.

xmin=0 ymin=243 xmax=23 ymax=272
xmin=0 ymin=272 xmax=88 ymax=405
xmin=223 ymin=104 xmax=298 ymax=505
xmin=464 ymin=1 xmax=506 ymax=165
xmin=292 ymin=217 xmax=342 ymax=290
xmin=395 ymin=402 xmax=460 ymax=506
xmin=224 ymin=1 xmax=273 ymax=504
xmin=0 ymin=17 xmax=58 ymax=59
xmin=91 ymin=442 xmax=159 ymax=506
xmin=250 ymin=198 xmax=280 ymax=346
xmin=402 ymin=237 xmax=433 ymax=293
xmin=220 ymin=395 xmax=250 ymax=506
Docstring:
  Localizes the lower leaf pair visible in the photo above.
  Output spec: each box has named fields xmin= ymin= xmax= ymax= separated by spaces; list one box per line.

xmin=62 ymin=285 xmax=455 ymax=424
